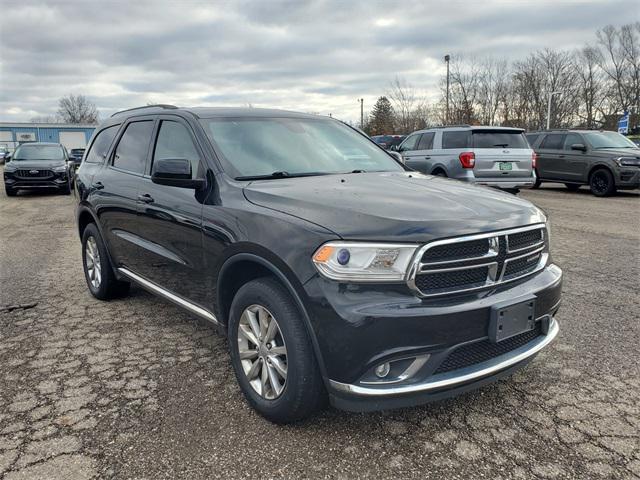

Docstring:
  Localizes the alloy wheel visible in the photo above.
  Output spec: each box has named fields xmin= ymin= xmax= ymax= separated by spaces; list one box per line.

xmin=237 ymin=304 xmax=288 ymax=400
xmin=85 ymin=236 xmax=102 ymax=289
xmin=592 ymin=172 xmax=608 ymax=194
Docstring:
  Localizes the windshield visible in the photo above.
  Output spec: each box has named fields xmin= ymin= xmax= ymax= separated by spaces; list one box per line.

xmin=200 ymin=117 xmax=403 ymax=179
xmin=13 ymin=144 xmax=65 ymax=161
xmin=584 ymin=131 xmax=638 ymax=149
xmin=472 ymin=131 xmax=528 ymax=149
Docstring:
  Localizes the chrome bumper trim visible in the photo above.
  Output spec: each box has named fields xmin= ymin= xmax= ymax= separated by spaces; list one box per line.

xmin=118 ymin=267 xmax=220 ymax=326
xmin=329 ymin=318 xmax=559 ymax=397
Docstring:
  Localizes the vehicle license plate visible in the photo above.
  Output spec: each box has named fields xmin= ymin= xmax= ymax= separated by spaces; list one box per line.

xmin=489 ymin=297 xmax=536 ymax=343
xmin=499 ymin=162 xmax=513 ymax=171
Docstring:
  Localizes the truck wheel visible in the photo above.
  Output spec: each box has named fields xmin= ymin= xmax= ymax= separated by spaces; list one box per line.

xmin=228 ymin=277 xmax=326 ymax=423
xmin=589 ymin=169 xmax=616 ymax=197
xmin=82 ymin=223 xmax=130 ymax=300
xmin=564 ymin=183 xmax=580 ymax=192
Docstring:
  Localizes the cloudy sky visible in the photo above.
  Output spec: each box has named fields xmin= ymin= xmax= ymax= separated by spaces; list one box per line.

xmin=1 ymin=0 xmax=638 ymax=123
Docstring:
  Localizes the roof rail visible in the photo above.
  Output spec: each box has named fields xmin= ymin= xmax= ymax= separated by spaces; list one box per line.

xmin=429 ymin=124 xmax=471 ymax=129
xmin=111 ymin=104 xmax=178 ymax=117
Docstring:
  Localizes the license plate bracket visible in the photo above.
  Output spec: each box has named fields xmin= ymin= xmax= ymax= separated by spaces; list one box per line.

xmin=489 ymin=296 xmax=536 ymax=343
xmin=499 ymin=162 xmax=513 ymax=171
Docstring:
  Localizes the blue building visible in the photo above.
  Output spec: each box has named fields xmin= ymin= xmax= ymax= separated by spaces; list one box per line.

xmin=0 ymin=122 xmax=96 ymax=153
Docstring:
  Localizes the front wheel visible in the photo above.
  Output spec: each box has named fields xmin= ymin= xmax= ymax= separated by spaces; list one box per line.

xmin=589 ymin=169 xmax=616 ymax=197
xmin=228 ymin=278 xmax=326 ymax=423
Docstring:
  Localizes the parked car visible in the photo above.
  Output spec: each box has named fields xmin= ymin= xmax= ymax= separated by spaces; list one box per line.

xmin=394 ymin=126 xmax=537 ymax=192
xmin=3 ymin=142 xmax=73 ymax=196
xmin=69 ymin=148 xmax=86 ymax=166
xmin=0 ymin=145 xmax=9 ymax=165
xmin=75 ymin=105 xmax=562 ymax=423
xmin=371 ymin=134 xmax=405 ymax=150
xmin=526 ymin=129 xmax=640 ymax=196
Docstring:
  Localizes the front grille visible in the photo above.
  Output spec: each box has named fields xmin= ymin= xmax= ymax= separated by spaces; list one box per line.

xmin=415 ymin=266 xmax=488 ymax=292
xmin=411 ymin=225 xmax=546 ymax=297
xmin=507 ymin=229 xmax=543 ymax=252
xmin=15 ymin=169 xmax=54 ymax=179
xmin=433 ymin=322 xmax=543 ymax=374
xmin=421 ymin=239 xmax=490 ymax=263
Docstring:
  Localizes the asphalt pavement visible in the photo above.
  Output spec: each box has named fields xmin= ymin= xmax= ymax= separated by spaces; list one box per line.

xmin=0 ymin=180 xmax=638 ymax=479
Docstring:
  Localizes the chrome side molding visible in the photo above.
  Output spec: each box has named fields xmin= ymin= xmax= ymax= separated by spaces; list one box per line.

xmin=329 ymin=317 xmax=559 ymax=397
xmin=118 ymin=267 xmax=220 ymax=326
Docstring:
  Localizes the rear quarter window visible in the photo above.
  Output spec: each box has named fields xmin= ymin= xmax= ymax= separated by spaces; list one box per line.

xmin=442 ymin=131 xmax=470 ymax=149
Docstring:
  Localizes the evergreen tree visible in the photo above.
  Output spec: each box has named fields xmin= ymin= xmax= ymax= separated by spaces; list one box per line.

xmin=368 ymin=96 xmax=395 ymax=135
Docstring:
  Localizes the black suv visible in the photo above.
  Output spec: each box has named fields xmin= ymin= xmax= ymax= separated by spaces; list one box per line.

xmin=526 ymin=129 xmax=640 ymax=196
xmin=75 ymin=105 xmax=562 ymax=423
xmin=4 ymin=142 xmax=73 ymax=196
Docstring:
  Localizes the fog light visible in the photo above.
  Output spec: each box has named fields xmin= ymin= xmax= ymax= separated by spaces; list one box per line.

xmin=375 ymin=362 xmax=390 ymax=378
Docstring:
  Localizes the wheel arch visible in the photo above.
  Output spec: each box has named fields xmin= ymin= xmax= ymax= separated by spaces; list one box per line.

xmin=588 ymin=163 xmax=614 ymax=183
xmin=216 ymin=252 xmax=329 ymax=380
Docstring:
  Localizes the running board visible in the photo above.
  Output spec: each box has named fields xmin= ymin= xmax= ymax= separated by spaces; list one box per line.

xmin=118 ymin=267 xmax=220 ymax=327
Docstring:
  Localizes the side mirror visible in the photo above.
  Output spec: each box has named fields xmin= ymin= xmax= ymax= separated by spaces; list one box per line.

xmin=151 ymin=158 xmax=205 ymax=189
xmin=571 ymin=143 xmax=587 ymax=152
xmin=388 ymin=151 xmax=404 ymax=164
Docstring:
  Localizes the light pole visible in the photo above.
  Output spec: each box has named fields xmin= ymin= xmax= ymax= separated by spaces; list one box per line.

xmin=444 ymin=54 xmax=450 ymax=125
xmin=546 ymin=91 xmax=561 ymax=130
xmin=358 ymin=98 xmax=364 ymax=129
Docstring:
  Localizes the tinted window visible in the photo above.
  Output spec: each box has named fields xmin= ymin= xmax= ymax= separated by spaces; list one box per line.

xmin=525 ymin=134 xmax=540 ymax=146
xmin=472 ymin=131 xmax=528 ymax=149
xmin=417 ymin=132 xmax=435 ymax=150
xmin=85 ymin=126 xmax=119 ymax=164
xmin=540 ymin=134 xmax=566 ymax=150
xmin=400 ymin=133 xmax=420 ymax=151
xmin=563 ymin=133 xmax=583 ymax=150
xmin=153 ymin=121 xmax=202 ymax=179
xmin=112 ymin=121 xmax=153 ymax=174
xmin=442 ymin=131 xmax=470 ymax=149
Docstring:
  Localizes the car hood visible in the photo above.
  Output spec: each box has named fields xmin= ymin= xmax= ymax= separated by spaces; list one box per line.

xmin=243 ymin=171 xmax=546 ymax=242
xmin=591 ymin=148 xmax=640 ymax=158
xmin=7 ymin=160 xmax=66 ymax=169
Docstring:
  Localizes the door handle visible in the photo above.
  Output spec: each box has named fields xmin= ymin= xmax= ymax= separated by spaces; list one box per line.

xmin=424 ymin=156 xmax=431 ymax=159
xmin=558 ymin=155 xmax=565 ymax=158
xmin=137 ymin=193 xmax=154 ymax=203
xmin=91 ymin=181 xmax=104 ymax=190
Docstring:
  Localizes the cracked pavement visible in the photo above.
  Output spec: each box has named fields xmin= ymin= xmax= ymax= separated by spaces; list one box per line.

xmin=0 ymin=179 xmax=638 ymax=479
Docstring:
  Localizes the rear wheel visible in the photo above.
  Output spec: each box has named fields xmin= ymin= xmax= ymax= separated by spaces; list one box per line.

xmin=228 ymin=277 xmax=326 ymax=423
xmin=432 ymin=169 xmax=447 ymax=177
xmin=532 ymin=171 xmax=542 ymax=189
xmin=82 ymin=223 xmax=130 ymax=300
xmin=589 ymin=168 xmax=616 ymax=197
xmin=564 ymin=183 xmax=580 ymax=192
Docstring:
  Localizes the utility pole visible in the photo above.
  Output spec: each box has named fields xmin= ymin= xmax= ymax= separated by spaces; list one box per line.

xmin=546 ymin=91 xmax=561 ymax=130
xmin=359 ymin=98 xmax=364 ymax=129
xmin=444 ymin=54 xmax=450 ymax=125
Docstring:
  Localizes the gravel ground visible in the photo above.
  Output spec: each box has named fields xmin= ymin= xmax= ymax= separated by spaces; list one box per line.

xmin=0 ymin=180 xmax=638 ymax=480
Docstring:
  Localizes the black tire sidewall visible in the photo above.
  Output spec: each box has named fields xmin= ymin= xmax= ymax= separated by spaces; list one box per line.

xmin=590 ymin=169 xmax=615 ymax=197
xmin=228 ymin=278 xmax=323 ymax=423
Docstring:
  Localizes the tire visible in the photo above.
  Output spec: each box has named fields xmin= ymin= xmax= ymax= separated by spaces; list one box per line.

xmin=532 ymin=171 xmax=542 ymax=189
xmin=589 ymin=168 xmax=616 ymax=197
xmin=60 ymin=184 xmax=71 ymax=195
xmin=432 ymin=169 xmax=447 ymax=177
xmin=5 ymin=186 xmax=17 ymax=197
xmin=564 ymin=183 xmax=580 ymax=192
xmin=228 ymin=277 xmax=326 ymax=423
xmin=81 ymin=223 xmax=130 ymax=300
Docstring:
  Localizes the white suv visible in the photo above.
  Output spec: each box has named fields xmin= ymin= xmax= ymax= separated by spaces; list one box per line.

xmin=395 ymin=126 xmax=537 ymax=191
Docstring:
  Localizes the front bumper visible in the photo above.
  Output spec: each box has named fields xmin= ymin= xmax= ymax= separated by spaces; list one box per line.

xmin=616 ymin=168 xmax=640 ymax=189
xmin=303 ymin=263 xmax=562 ymax=412
xmin=4 ymin=176 xmax=68 ymax=190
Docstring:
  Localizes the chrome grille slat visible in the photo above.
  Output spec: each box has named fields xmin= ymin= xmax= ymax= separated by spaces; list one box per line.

xmin=407 ymin=224 xmax=547 ymax=297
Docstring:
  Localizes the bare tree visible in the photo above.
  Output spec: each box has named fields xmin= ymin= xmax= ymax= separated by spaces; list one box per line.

xmin=387 ymin=76 xmax=427 ymax=133
xmin=57 ymin=94 xmax=99 ymax=124
xmin=477 ymin=57 xmax=509 ymax=125
xmin=30 ymin=115 xmax=61 ymax=123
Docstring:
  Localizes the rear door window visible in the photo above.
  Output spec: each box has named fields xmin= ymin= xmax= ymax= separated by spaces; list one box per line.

xmin=112 ymin=121 xmax=154 ymax=174
xmin=472 ymin=131 xmax=528 ymax=149
xmin=417 ymin=132 xmax=435 ymax=150
xmin=85 ymin=125 xmax=119 ymax=164
xmin=540 ymin=134 xmax=566 ymax=150
xmin=442 ymin=131 xmax=470 ymax=149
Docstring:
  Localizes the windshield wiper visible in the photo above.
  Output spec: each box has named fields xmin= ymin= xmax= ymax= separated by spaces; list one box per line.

xmin=235 ymin=171 xmax=330 ymax=181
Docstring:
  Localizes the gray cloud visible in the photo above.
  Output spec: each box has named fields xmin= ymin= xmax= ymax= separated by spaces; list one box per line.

xmin=0 ymin=0 xmax=637 ymax=123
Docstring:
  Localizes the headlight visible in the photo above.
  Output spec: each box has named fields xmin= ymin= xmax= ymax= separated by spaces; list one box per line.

xmin=53 ymin=165 xmax=67 ymax=172
xmin=312 ymin=242 xmax=419 ymax=282
xmin=615 ymin=157 xmax=640 ymax=167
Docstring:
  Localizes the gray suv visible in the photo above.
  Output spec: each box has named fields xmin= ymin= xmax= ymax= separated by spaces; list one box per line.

xmin=395 ymin=126 xmax=536 ymax=191
xmin=526 ymin=129 xmax=640 ymax=197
